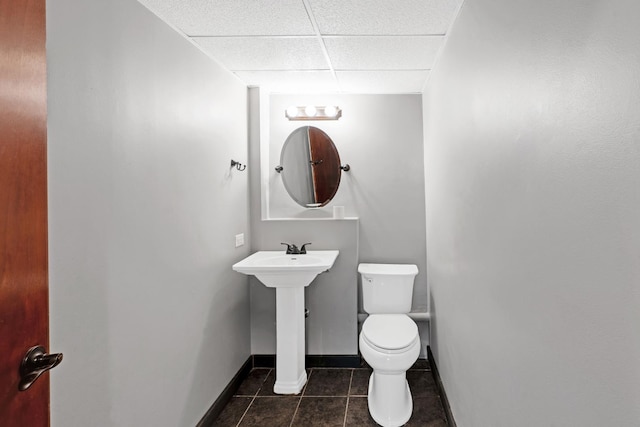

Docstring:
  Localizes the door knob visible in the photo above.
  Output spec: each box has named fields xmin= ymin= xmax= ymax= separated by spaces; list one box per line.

xmin=18 ymin=345 xmax=63 ymax=391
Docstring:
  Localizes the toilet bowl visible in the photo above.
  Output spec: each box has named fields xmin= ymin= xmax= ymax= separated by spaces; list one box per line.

xmin=360 ymin=314 xmax=420 ymax=426
xmin=358 ymin=263 xmax=420 ymax=427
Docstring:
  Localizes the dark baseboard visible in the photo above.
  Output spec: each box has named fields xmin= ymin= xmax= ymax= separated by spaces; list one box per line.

xmin=197 ymin=356 xmax=252 ymax=427
xmin=428 ymin=346 xmax=457 ymax=427
xmin=252 ymin=354 xmax=275 ymax=368
xmin=252 ymin=354 xmax=361 ymax=368
xmin=305 ymin=354 xmax=361 ymax=368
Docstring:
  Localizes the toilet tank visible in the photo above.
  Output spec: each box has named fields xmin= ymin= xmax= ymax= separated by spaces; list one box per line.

xmin=359 ymin=263 xmax=418 ymax=314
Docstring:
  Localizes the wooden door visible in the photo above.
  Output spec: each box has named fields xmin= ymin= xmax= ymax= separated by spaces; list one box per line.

xmin=0 ymin=0 xmax=51 ymax=425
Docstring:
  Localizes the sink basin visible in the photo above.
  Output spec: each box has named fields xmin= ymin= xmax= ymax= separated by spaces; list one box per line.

xmin=232 ymin=250 xmax=339 ymax=288
xmin=261 ymin=255 xmax=325 ymax=267
xmin=232 ymin=249 xmax=339 ymax=394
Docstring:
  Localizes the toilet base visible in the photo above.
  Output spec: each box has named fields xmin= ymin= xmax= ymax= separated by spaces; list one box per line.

xmin=367 ymin=372 xmax=413 ymax=427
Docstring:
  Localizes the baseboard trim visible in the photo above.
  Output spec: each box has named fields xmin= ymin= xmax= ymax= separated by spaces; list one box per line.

xmin=306 ymin=354 xmax=361 ymax=367
xmin=428 ymin=346 xmax=457 ymax=427
xmin=196 ymin=356 xmax=252 ymax=427
xmin=252 ymin=354 xmax=361 ymax=368
xmin=252 ymin=354 xmax=275 ymax=368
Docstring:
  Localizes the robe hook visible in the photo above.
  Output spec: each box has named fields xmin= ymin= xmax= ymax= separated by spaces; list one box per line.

xmin=230 ymin=160 xmax=246 ymax=171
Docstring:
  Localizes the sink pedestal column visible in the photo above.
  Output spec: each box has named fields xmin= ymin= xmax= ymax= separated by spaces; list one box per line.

xmin=273 ymin=286 xmax=307 ymax=394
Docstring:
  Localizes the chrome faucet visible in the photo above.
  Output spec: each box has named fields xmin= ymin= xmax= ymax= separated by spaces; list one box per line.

xmin=281 ymin=242 xmax=312 ymax=254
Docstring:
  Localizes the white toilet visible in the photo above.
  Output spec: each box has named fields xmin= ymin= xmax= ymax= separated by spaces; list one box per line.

xmin=358 ymin=263 xmax=420 ymax=427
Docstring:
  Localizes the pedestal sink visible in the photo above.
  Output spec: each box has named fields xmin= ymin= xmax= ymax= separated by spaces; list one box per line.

xmin=232 ymin=250 xmax=339 ymax=394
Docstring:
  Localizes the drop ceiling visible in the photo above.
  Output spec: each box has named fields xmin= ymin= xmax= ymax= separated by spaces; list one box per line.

xmin=137 ymin=0 xmax=462 ymax=94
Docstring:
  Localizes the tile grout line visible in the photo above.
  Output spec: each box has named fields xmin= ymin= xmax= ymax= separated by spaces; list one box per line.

xmin=300 ymin=395 xmax=349 ymax=398
xmin=234 ymin=394 xmax=257 ymax=427
xmin=235 ymin=368 xmax=271 ymax=427
xmin=343 ymin=369 xmax=354 ymax=427
xmin=288 ymin=369 xmax=312 ymax=427
xmin=288 ymin=396 xmax=303 ymax=427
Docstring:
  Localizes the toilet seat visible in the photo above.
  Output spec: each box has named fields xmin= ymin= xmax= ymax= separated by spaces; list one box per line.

xmin=362 ymin=314 xmax=418 ymax=354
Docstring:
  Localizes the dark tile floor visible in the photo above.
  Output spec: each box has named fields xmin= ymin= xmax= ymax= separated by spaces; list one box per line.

xmin=213 ymin=360 xmax=448 ymax=427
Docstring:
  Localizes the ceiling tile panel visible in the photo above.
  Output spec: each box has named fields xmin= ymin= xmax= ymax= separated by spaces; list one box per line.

xmin=324 ymin=36 xmax=443 ymax=70
xmin=194 ymin=37 xmax=328 ymax=70
xmin=336 ymin=70 xmax=429 ymax=93
xmin=234 ymin=71 xmax=339 ymax=93
xmin=308 ymin=0 xmax=459 ymax=35
xmin=138 ymin=0 xmax=462 ymax=93
xmin=138 ymin=0 xmax=315 ymax=36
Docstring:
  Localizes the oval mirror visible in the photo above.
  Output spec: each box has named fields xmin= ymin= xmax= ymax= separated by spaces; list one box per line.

xmin=280 ymin=126 xmax=342 ymax=208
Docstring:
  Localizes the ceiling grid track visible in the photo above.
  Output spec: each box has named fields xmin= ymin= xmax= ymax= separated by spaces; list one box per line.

xmin=300 ymin=0 xmax=342 ymax=92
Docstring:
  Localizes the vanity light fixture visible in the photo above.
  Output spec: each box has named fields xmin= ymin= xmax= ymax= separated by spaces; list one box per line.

xmin=285 ymin=106 xmax=342 ymax=121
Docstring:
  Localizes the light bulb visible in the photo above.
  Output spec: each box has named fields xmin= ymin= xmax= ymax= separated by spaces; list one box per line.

xmin=304 ymin=105 xmax=317 ymax=117
xmin=324 ymin=106 xmax=338 ymax=117
xmin=286 ymin=106 xmax=299 ymax=118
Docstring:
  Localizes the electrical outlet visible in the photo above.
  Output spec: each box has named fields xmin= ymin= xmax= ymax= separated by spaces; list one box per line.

xmin=235 ymin=233 xmax=244 ymax=248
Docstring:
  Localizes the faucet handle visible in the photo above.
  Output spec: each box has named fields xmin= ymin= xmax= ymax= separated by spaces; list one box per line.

xmin=280 ymin=243 xmax=298 ymax=254
xmin=299 ymin=243 xmax=312 ymax=254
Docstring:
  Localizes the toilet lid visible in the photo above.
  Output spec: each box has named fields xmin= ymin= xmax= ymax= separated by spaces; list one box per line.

xmin=362 ymin=314 xmax=418 ymax=351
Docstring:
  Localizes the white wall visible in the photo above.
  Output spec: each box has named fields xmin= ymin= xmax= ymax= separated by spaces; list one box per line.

xmin=269 ymin=94 xmax=428 ymax=315
xmin=424 ymin=0 xmax=640 ymax=425
xmin=248 ymin=92 xmax=430 ymax=356
xmin=47 ymin=0 xmax=250 ymax=425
